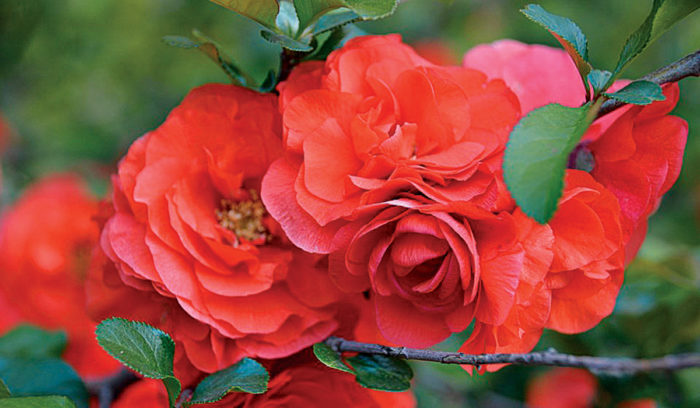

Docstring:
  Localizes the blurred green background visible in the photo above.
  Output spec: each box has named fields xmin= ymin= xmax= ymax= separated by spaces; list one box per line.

xmin=0 ymin=0 xmax=698 ymax=406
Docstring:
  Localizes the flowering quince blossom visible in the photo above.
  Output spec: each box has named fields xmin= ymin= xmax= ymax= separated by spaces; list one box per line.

xmin=263 ymin=34 xmax=536 ymax=349
xmin=526 ymin=367 xmax=657 ymax=408
xmin=262 ymin=34 xmax=687 ymax=365
xmin=87 ymin=84 xmax=355 ymax=381
xmin=0 ymin=175 xmax=119 ymax=377
xmin=463 ymin=40 xmax=688 ymax=264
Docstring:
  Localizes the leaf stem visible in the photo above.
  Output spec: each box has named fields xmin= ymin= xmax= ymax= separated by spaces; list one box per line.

xmin=597 ymin=49 xmax=699 ymax=118
xmin=324 ymin=337 xmax=700 ymax=375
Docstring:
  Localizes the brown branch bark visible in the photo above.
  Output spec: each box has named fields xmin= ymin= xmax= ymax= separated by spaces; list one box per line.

xmin=325 ymin=337 xmax=700 ymax=375
xmin=597 ymin=49 xmax=700 ymax=117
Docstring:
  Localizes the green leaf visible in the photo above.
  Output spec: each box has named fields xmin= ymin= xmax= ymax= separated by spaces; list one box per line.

xmin=260 ymin=30 xmax=313 ymax=51
xmin=95 ymin=318 xmax=181 ymax=407
xmin=276 ymin=0 xmax=300 ymax=37
xmin=612 ymin=0 xmax=699 ymax=78
xmin=520 ymin=4 xmax=592 ymax=81
xmin=503 ymin=103 xmax=595 ymax=224
xmin=0 ymin=325 xmax=66 ymax=360
xmin=208 ymin=0 xmax=280 ymax=29
xmin=312 ymin=9 xmax=361 ymax=35
xmin=186 ymin=358 xmax=269 ymax=405
xmin=191 ymin=30 xmax=251 ymax=86
xmin=312 ymin=343 xmax=355 ymax=374
xmin=587 ymin=69 xmax=612 ymax=96
xmin=0 ymin=396 xmax=76 ymax=408
xmin=294 ymin=0 xmax=396 ymax=32
xmin=162 ymin=36 xmax=199 ymax=49
xmin=346 ymin=354 xmax=413 ymax=392
xmin=603 ymin=80 xmax=666 ymax=105
xmin=162 ymin=31 xmax=250 ymax=86
xmin=0 ymin=379 xmax=10 ymax=398
xmin=0 ymin=358 xmax=87 ymax=408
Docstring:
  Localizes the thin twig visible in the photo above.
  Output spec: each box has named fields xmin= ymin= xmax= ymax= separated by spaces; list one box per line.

xmin=597 ymin=49 xmax=700 ymax=117
xmin=85 ymin=368 xmax=139 ymax=408
xmin=325 ymin=337 xmax=700 ymax=375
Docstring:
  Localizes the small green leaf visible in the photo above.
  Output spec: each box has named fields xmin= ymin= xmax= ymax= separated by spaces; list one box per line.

xmin=208 ymin=0 xmax=280 ymax=29
xmin=587 ymin=69 xmax=612 ymax=96
xmin=612 ymin=0 xmax=699 ymax=78
xmin=96 ymin=318 xmax=181 ymax=407
xmin=162 ymin=36 xmax=199 ymax=49
xmin=276 ymin=0 xmax=300 ymax=37
xmin=186 ymin=358 xmax=269 ymax=405
xmin=520 ymin=4 xmax=592 ymax=81
xmin=0 ymin=325 xmax=66 ymax=360
xmin=0 ymin=379 xmax=10 ymax=398
xmin=294 ymin=0 xmax=396 ymax=32
xmin=0 ymin=396 xmax=76 ymax=408
xmin=312 ymin=343 xmax=355 ymax=374
xmin=260 ymin=30 xmax=313 ymax=51
xmin=312 ymin=9 xmax=361 ymax=35
xmin=503 ymin=103 xmax=596 ymax=224
xmin=163 ymin=31 xmax=250 ymax=86
xmin=191 ymin=29 xmax=251 ymax=86
xmin=0 ymin=358 xmax=87 ymax=408
xmin=604 ymin=80 xmax=666 ymax=105
xmin=346 ymin=354 xmax=413 ymax=392
xmin=343 ymin=0 xmax=397 ymax=20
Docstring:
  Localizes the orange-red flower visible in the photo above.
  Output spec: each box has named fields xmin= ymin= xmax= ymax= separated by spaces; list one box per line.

xmin=88 ymin=84 xmax=350 ymax=379
xmin=526 ymin=367 xmax=657 ymax=408
xmin=264 ymin=34 xmax=528 ymax=349
xmin=459 ymin=171 xmax=623 ymax=367
xmin=264 ymin=34 xmax=520 ymax=254
xmin=0 ymin=175 xmax=119 ymax=377
xmin=463 ymin=40 xmax=688 ymax=263
xmin=526 ymin=368 xmax=598 ymax=408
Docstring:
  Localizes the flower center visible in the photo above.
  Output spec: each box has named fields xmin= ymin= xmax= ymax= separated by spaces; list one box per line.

xmin=215 ymin=189 xmax=268 ymax=246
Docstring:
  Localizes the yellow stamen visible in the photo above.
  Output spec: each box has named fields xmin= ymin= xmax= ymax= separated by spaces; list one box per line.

xmin=215 ymin=190 xmax=268 ymax=246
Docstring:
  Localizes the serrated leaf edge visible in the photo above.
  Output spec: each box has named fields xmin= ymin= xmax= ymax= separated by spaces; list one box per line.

xmin=95 ymin=317 xmax=175 ymax=379
xmin=185 ymin=358 xmax=269 ymax=406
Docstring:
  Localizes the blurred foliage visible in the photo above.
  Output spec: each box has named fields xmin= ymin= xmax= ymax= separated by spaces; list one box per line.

xmin=0 ymin=0 xmax=698 ymax=407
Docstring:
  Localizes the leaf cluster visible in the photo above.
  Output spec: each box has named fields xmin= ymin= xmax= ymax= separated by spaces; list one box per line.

xmin=504 ymin=1 xmax=696 ymax=223
xmin=162 ymin=0 xmax=398 ymax=91
xmin=0 ymin=325 xmax=86 ymax=408
xmin=95 ymin=318 xmax=269 ymax=407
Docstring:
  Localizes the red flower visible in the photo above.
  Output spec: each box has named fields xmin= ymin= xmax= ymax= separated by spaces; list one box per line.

xmin=526 ymin=367 xmax=657 ymax=408
xmin=0 ymin=175 xmax=119 ymax=377
xmin=111 ymin=379 xmax=170 ymax=408
xmin=264 ymin=34 xmax=527 ymax=349
xmin=329 ymin=196 xmax=549 ymax=347
xmin=459 ymin=171 xmax=622 ymax=368
xmin=526 ymin=368 xmax=598 ymax=408
xmin=264 ymin=34 xmax=520 ymax=254
xmin=463 ymin=40 xmax=688 ymax=262
xmin=264 ymin=34 xmax=632 ymax=358
xmin=88 ymin=84 xmax=349 ymax=378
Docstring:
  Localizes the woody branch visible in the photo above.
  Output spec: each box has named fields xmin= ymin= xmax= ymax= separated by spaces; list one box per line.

xmin=324 ymin=337 xmax=700 ymax=375
xmin=598 ymin=49 xmax=700 ymax=117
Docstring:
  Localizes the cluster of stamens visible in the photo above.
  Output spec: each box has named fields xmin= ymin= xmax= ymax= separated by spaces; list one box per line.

xmin=215 ymin=189 xmax=268 ymax=246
